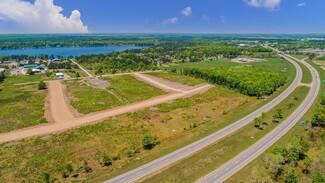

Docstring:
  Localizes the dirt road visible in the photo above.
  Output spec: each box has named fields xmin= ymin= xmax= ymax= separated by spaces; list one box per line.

xmin=0 ymin=74 xmax=213 ymax=144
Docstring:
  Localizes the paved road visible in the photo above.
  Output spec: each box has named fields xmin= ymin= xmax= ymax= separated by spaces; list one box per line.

xmin=196 ymin=50 xmax=320 ymax=183
xmin=105 ymin=51 xmax=303 ymax=183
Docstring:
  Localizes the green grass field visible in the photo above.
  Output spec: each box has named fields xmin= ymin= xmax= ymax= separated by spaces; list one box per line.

xmin=169 ymin=58 xmax=291 ymax=74
xmin=66 ymin=75 xmax=165 ymax=114
xmin=62 ymin=68 xmax=89 ymax=78
xmin=147 ymin=71 xmax=205 ymax=86
xmin=297 ymin=61 xmax=313 ymax=84
xmin=226 ymin=57 xmax=325 ymax=183
xmin=291 ymin=54 xmax=308 ymax=60
xmin=0 ymin=75 xmax=54 ymax=133
xmin=143 ymin=86 xmax=310 ymax=183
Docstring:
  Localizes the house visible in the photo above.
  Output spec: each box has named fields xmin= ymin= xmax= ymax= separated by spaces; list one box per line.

xmin=37 ymin=66 xmax=45 ymax=70
xmin=23 ymin=64 xmax=39 ymax=69
xmin=52 ymin=58 xmax=61 ymax=63
xmin=56 ymin=73 xmax=64 ymax=79
xmin=11 ymin=67 xmax=26 ymax=75
xmin=32 ymin=69 xmax=41 ymax=73
xmin=34 ymin=59 xmax=41 ymax=64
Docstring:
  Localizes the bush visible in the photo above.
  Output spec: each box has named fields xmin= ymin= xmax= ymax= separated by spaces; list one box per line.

xmin=312 ymin=172 xmax=325 ymax=183
xmin=38 ymin=81 xmax=47 ymax=90
xmin=65 ymin=163 xmax=73 ymax=174
xmin=0 ymin=70 xmax=6 ymax=82
xmin=27 ymin=68 xmax=34 ymax=75
xmin=96 ymin=152 xmax=111 ymax=167
xmin=81 ymin=160 xmax=92 ymax=173
xmin=41 ymin=172 xmax=50 ymax=183
xmin=141 ymin=134 xmax=158 ymax=150
xmin=45 ymin=70 xmax=52 ymax=77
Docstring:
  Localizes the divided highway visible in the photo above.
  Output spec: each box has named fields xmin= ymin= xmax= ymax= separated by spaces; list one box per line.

xmin=105 ymin=50 xmax=303 ymax=182
xmin=196 ymin=50 xmax=320 ymax=183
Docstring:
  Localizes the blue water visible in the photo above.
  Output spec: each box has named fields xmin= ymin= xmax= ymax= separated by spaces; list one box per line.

xmin=0 ymin=46 xmax=145 ymax=57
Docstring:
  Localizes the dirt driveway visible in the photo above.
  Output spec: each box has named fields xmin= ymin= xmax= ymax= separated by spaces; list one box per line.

xmin=0 ymin=74 xmax=213 ymax=144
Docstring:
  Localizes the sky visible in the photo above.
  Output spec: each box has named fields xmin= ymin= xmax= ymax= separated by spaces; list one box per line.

xmin=0 ymin=0 xmax=324 ymax=34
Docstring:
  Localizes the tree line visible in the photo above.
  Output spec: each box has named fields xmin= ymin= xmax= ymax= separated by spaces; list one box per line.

xmin=311 ymin=95 xmax=325 ymax=127
xmin=172 ymin=66 xmax=287 ymax=97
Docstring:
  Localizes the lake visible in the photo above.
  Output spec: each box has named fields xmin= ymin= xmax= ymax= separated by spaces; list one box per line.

xmin=0 ymin=46 xmax=145 ymax=57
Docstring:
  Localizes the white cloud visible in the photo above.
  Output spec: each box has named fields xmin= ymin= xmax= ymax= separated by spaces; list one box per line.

xmin=297 ymin=2 xmax=306 ymax=7
xmin=0 ymin=0 xmax=88 ymax=33
xmin=245 ymin=0 xmax=281 ymax=9
xmin=164 ymin=17 xmax=178 ymax=25
xmin=181 ymin=6 xmax=192 ymax=16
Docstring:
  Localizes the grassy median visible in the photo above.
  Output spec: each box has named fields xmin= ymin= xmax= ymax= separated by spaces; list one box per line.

xmin=143 ymin=86 xmax=310 ymax=183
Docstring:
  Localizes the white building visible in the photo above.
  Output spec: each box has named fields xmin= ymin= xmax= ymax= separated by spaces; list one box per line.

xmin=56 ymin=73 xmax=64 ymax=79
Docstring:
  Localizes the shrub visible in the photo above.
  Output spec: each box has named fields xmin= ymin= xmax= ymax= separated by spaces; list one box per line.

xmin=41 ymin=172 xmax=50 ymax=183
xmin=65 ymin=163 xmax=73 ymax=174
xmin=81 ymin=160 xmax=92 ymax=173
xmin=38 ymin=81 xmax=47 ymax=90
xmin=27 ymin=68 xmax=34 ymax=75
xmin=96 ymin=152 xmax=111 ymax=167
xmin=45 ymin=70 xmax=52 ymax=77
xmin=141 ymin=134 xmax=158 ymax=150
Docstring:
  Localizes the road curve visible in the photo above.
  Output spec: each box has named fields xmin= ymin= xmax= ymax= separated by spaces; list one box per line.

xmin=105 ymin=52 xmax=303 ymax=183
xmin=196 ymin=50 xmax=320 ymax=183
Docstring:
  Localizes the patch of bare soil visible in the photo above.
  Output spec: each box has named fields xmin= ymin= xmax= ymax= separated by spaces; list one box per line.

xmin=87 ymin=78 xmax=110 ymax=90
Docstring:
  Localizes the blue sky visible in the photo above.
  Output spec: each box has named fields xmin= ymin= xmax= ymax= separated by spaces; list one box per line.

xmin=0 ymin=0 xmax=325 ymax=34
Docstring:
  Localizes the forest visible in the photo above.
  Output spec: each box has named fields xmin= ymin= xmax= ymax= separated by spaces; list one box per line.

xmin=0 ymin=34 xmax=296 ymax=50
xmin=277 ymin=40 xmax=325 ymax=51
xmin=172 ymin=66 xmax=287 ymax=97
xmin=75 ymin=44 xmax=273 ymax=74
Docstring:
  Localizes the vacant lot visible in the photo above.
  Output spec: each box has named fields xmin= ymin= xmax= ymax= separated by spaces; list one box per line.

xmin=0 ymin=75 xmax=54 ymax=133
xmin=170 ymin=58 xmax=292 ymax=74
xmin=147 ymin=72 xmax=205 ymax=86
xmin=0 ymin=81 xmax=265 ymax=182
xmin=66 ymin=75 xmax=166 ymax=114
